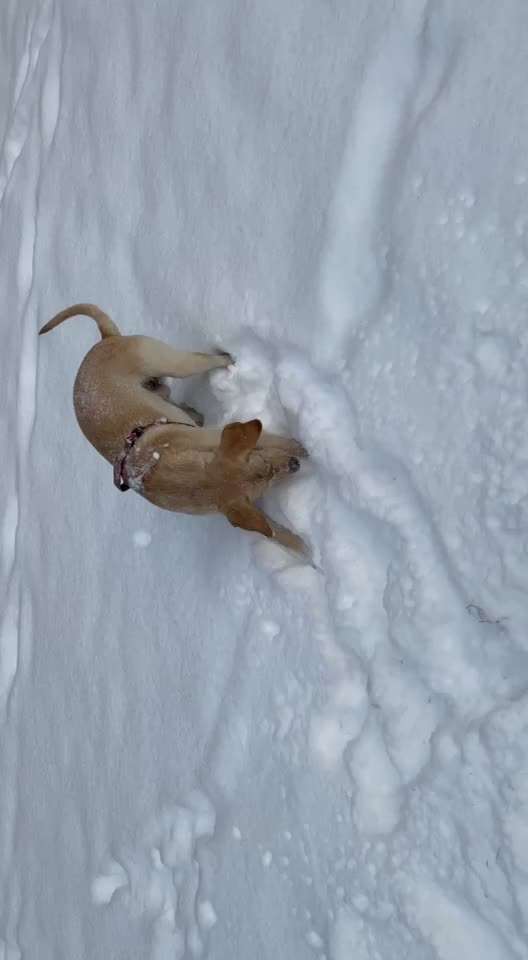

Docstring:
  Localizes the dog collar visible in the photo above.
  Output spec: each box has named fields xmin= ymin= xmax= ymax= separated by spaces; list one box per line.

xmin=113 ymin=417 xmax=194 ymax=492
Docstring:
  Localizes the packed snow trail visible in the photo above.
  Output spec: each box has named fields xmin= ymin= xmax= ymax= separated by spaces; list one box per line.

xmin=0 ymin=2 xmax=61 ymax=957
xmin=2 ymin=1 xmax=528 ymax=959
xmin=320 ymin=0 xmax=460 ymax=364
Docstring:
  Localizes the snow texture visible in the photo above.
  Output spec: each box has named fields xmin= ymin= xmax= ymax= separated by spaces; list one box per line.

xmin=1 ymin=0 xmax=528 ymax=958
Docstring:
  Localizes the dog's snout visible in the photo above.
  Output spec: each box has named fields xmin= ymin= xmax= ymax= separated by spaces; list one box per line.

xmin=288 ymin=456 xmax=300 ymax=473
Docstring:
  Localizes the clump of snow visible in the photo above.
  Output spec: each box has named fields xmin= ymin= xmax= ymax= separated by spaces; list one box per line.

xmin=133 ymin=529 xmax=152 ymax=548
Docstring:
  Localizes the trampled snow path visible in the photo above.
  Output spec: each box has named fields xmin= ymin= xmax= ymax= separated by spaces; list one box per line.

xmin=0 ymin=2 xmax=61 ymax=956
xmin=2 ymin=1 xmax=528 ymax=958
xmin=0 ymin=0 xmax=59 ymax=715
xmin=320 ymin=0 xmax=459 ymax=364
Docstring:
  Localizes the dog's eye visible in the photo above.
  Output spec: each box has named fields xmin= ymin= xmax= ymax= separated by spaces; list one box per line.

xmin=144 ymin=378 xmax=160 ymax=391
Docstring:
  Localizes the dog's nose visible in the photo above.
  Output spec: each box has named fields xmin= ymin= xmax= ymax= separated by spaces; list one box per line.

xmin=288 ymin=457 xmax=300 ymax=473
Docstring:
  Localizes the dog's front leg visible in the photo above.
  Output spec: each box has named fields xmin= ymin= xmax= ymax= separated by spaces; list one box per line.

xmin=223 ymin=499 xmax=311 ymax=563
xmin=257 ymin=433 xmax=308 ymax=460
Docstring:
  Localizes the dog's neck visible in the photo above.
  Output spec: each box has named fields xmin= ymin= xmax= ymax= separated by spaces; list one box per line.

xmin=113 ymin=417 xmax=196 ymax=493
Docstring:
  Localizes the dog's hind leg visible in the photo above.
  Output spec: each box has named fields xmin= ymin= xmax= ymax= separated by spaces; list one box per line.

xmin=223 ymin=499 xmax=311 ymax=562
xmin=143 ymin=382 xmax=205 ymax=424
xmin=131 ymin=337 xmax=233 ymax=380
xmin=179 ymin=402 xmax=205 ymax=427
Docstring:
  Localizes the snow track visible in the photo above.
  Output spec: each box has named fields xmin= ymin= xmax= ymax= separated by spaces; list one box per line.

xmin=320 ymin=0 xmax=459 ymax=362
xmin=0 ymin=0 xmax=61 ymax=717
xmin=0 ymin=3 xmax=61 ymax=958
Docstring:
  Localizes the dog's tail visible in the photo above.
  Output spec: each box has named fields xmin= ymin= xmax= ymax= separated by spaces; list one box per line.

xmin=39 ymin=303 xmax=121 ymax=339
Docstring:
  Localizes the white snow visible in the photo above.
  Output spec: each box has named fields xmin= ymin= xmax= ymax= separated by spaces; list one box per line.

xmin=2 ymin=0 xmax=528 ymax=958
xmin=133 ymin=529 xmax=153 ymax=548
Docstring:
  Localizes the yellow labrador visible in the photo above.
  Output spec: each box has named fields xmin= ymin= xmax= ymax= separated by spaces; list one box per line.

xmin=39 ymin=304 xmax=309 ymax=559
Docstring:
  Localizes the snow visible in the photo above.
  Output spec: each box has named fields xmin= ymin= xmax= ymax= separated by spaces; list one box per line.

xmin=133 ymin=529 xmax=153 ymax=549
xmin=2 ymin=0 xmax=528 ymax=958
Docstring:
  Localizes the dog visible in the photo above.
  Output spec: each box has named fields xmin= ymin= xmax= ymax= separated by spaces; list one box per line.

xmin=39 ymin=304 xmax=310 ymax=559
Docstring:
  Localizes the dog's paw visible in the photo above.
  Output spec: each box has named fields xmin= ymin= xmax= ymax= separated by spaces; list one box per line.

xmin=179 ymin=402 xmax=205 ymax=427
xmin=291 ymin=439 xmax=309 ymax=459
xmin=214 ymin=348 xmax=235 ymax=365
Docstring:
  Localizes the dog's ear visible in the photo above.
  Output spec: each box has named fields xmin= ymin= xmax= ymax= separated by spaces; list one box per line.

xmin=218 ymin=419 xmax=262 ymax=461
xmin=223 ymin=499 xmax=273 ymax=538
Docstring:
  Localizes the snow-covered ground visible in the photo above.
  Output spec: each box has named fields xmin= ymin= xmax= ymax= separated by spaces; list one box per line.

xmin=2 ymin=0 xmax=528 ymax=957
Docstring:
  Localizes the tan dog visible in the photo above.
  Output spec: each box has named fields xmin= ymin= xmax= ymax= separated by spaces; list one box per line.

xmin=39 ymin=304 xmax=310 ymax=559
